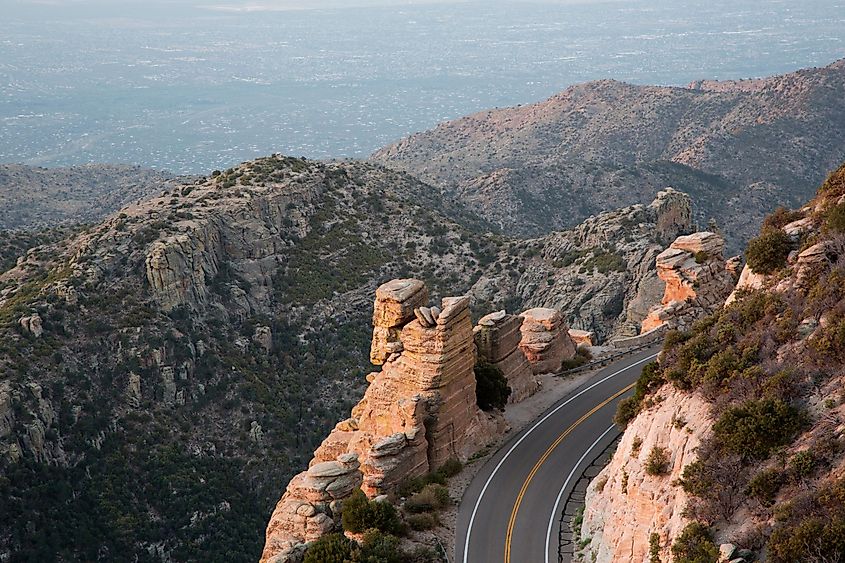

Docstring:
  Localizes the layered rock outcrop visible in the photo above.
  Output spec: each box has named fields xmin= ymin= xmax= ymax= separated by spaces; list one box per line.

xmin=262 ymin=280 xmax=499 ymax=562
xmin=518 ymin=308 xmax=576 ymax=374
xmin=580 ymin=386 xmax=713 ymax=562
xmin=641 ymin=232 xmax=737 ymax=333
xmin=369 ymin=278 xmax=428 ymax=365
xmin=474 ymin=311 xmax=539 ymax=403
xmin=261 ymin=453 xmax=363 ymax=563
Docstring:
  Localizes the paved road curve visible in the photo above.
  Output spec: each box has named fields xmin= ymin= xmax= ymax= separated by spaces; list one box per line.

xmin=457 ymin=346 xmax=660 ymax=563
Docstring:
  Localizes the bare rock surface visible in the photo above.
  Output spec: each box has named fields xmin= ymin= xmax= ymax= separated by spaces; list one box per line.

xmin=581 ymin=386 xmax=713 ymax=563
xmin=641 ymin=232 xmax=737 ymax=333
xmin=518 ymin=307 xmax=576 ymax=374
xmin=474 ymin=311 xmax=539 ymax=403
xmin=262 ymin=281 xmax=501 ymax=561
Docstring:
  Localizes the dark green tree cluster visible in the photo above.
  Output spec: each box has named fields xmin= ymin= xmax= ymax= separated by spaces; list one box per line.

xmin=474 ymin=362 xmax=510 ymax=411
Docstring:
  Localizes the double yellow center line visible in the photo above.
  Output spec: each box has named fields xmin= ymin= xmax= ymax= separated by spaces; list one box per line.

xmin=503 ymin=382 xmax=636 ymax=562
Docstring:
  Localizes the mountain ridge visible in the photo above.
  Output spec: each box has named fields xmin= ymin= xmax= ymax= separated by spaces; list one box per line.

xmin=372 ymin=58 xmax=845 ymax=252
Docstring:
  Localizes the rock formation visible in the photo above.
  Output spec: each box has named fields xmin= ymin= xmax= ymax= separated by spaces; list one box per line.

xmin=518 ymin=308 xmax=576 ymax=374
xmin=474 ymin=310 xmax=539 ymax=403
xmin=369 ymin=278 xmax=428 ymax=365
xmin=641 ymin=232 xmax=737 ymax=333
xmin=567 ymin=329 xmax=594 ymax=347
xmin=580 ymin=386 xmax=713 ymax=562
xmin=18 ymin=313 xmax=43 ymax=338
xmin=262 ymin=280 xmax=499 ymax=562
xmin=261 ymin=453 xmax=363 ymax=563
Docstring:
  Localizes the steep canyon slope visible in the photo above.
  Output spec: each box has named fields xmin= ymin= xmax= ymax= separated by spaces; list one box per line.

xmin=582 ymin=163 xmax=845 ymax=562
xmin=372 ymin=59 xmax=845 ymax=252
xmin=0 ymin=155 xmax=687 ymax=561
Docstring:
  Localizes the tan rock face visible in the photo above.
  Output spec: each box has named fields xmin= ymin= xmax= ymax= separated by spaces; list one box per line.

xmin=518 ymin=308 xmax=576 ymax=374
xmin=262 ymin=280 xmax=499 ymax=562
xmin=369 ymin=278 xmax=428 ymax=365
xmin=567 ymin=329 xmax=594 ymax=347
xmin=724 ymin=263 xmax=767 ymax=305
xmin=261 ymin=453 xmax=362 ymax=563
xmin=581 ymin=386 xmax=713 ymax=563
xmin=475 ymin=311 xmax=539 ymax=403
xmin=642 ymin=232 xmax=736 ymax=333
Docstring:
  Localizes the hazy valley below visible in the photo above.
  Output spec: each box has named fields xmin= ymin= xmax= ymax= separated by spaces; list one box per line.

xmin=2 ymin=0 xmax=844 ymax=173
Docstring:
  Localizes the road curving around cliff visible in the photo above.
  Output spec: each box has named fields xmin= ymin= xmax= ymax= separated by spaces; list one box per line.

xmin=457 ymin=346 xmax=660 ymax=563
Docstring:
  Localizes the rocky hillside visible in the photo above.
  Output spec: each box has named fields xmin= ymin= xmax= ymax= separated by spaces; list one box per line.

xmin=372 ymin=59 xmax=845 ymax=252
xmin=0 ymin=154 xmax=690 ymax=561
xmin=581 ymin=162 xmax=845 ymax=562
xmin=0 ymin=163 xmax=182 ymax=230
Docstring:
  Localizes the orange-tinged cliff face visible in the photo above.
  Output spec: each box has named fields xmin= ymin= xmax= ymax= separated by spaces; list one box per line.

xmin=261 ymin=280 xmax=502 ymax=563
xmin=641 ymin=231 xmax=737 ymax=333
xmin=581 ymin=163 xmax=845 ymax=563
xmin=581 ymin=386 xmax=713 ymax=562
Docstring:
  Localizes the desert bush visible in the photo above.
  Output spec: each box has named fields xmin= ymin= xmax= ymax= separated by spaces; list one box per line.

xmin=342 ymin=489 xmax=405 ymax=535
xmin=819 ymin=163 xmax=845 ymax=199
xmin=747 ymin=468 xmax=785 ymax=507
xmin=357 ymin=530 xmax=404 ymax=563
xmin=789 ymin=450 xmax=817 ymax=480
xmin=614 ymin=362 xmax=665 ymax=426
xmin=649 ymin=532 xmax=662 ymax=563
xmin=678 ymin=453 xmax=747 ymax=521
xmin=670 ymin=522 xmax=719 ymax=563
xmin=474 ymin=362 xmax=510 ymax=411
xmin=712 ymin=398 xmax=805 ymax=460
xmin=303 ymin=533 xmax=356 ymax=563
xmin=405 ymin=484 xmax=450 ymax=513
xmin=645 ymin=446 xmax=670 ymax=476
xmin=809 ymin=311 xmax=845 ymax=364
xmin=437 ymin=457 xmax=463 ymax=478
xmin=406 ymin=512 xmax=440 ymax=531
xmin=763 ymin=207 xmax=804 ymax=231
xmin=824 ymin=203 xmax=845 ymax=233
xmin=745 ymin=229 xmax=792 ymax=274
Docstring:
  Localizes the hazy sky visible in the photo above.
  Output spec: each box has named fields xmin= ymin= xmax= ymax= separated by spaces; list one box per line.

xmin=5 ymin=0 xmax=622 ymax=15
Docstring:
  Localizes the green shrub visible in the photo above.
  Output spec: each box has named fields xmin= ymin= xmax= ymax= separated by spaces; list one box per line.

xmin=670 ymin=522 xmax=719 ymax=563
xmin=747 ymin=468 xmax=784 ymax=507
xmin=767 ymin=477 xmax=845 ymax=562
xmin=745 ymin=229 xmax=792 ymax=274
xmin=693 ymin=251 xmax=709 ymax=264
xmin=789 ymin=450 xmax=816 ymax=480
xmin=649 ymin=532 xmax=662 ymax=563
xmin=645 ymin=446 xmax=670 ymax=476
xmin=406 ymin=512 xmax=440 ymax=531
xmin=762 ymin=207 xmax=804 ymax=231
xmin=614 ymin=397 xmax=641 ymax=427
xmin=712 ymin=398 xmax=805 ymax=460
xmin=358 ymin=530 xmax=404 ymax=563
xmin=474 ymin=362 xmax=510 ymax=411
xmin=342 ymin=489 xmax=404 ymax=535
xmin=614 ymin=362 xmax=664 ymax=427
xmin=396 ymin=472 xmax=446 ymax=499
xmin=437 ymin=457 xmax=463 ymax=478
xmin=303 ymin=533 xmax=356 ymax=563
xmin=819 ymin=163 xmax=845 ymax=199
xmin=769 ymin=517 xmax=845 ymax=562
xmin=825 ymin=203 xmax=845 ymax=233
xmin=405 ymin=484 xmax=450 ymax=513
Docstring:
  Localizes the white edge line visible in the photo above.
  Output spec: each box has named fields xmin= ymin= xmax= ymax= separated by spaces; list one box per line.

xmin=461 ymin=351 xmax=658 ymax=563
xmin=544 ymin=424 xmax=617 ymax=563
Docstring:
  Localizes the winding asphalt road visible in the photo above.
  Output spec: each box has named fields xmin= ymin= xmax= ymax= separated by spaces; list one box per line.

xmin=456 ymin=346 xmax=660 ymax=563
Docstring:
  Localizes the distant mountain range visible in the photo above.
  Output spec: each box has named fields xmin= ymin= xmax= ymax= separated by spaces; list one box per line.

xmin=3 ymin=58 xmax=845 ymax=561
xmin=372 ymin=59 xmax=845 ymax=252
